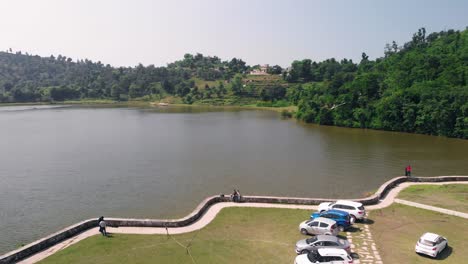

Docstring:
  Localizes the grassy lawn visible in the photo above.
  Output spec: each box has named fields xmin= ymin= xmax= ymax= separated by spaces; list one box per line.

xmin=40 ymin=207 xmax=312 ymax=264
xmin=398 ymin=184 xmax=468 ymax=213
xmin=371 ymin=204 xmax=468 ymax=263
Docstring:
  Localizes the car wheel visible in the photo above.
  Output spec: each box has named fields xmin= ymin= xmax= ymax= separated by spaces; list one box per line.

xmin=300 ymin=249 xmax=309 ymax=254
xmin=350 ymin=215 xmax=356 ymax=224
xmin=300 ymin=228 xmax=308 ymax=235
xmin=338 ymin=225 xmax=345 ymax=232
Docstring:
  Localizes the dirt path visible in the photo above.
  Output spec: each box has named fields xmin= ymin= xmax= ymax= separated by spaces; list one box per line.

xmin=18 ymin=181 xmax=468 ymax=264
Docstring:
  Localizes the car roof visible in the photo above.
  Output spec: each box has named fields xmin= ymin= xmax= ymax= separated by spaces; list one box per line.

xmin=326 ymin=209 xmax=349 ymax=216
xmin=336 ymin=200 xmax=363 ymax=207
xmin=316 ymin=235 xmax=338 ymax=242
xmin=314 ymin=217 xmax=336 ymax=224
xmin=421 ymin=232 xmax=440 ymax=242
xmin=317 ymin=248 xmax=348 ymax=256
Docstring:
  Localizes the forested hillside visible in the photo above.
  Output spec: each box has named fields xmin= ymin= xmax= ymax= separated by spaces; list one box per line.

xmin=288 ymin=28 xmax=467 ymax=138
xmin=0 ymin=28 xmax=466 ymax=138
xmin=0 ymin=52 xmax=250 ymax=102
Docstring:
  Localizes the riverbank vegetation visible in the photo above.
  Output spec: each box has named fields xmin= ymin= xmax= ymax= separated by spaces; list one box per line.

xmin=0 ymin=28 xmax=466 ymax=138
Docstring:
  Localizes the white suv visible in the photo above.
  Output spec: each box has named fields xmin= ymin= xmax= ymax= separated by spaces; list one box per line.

xmin=294 ymin=248 xmax=354 ymax=264
xmin=318 ymin=200 xmax=366 ymax=223
xmin=298 ymin=217 xmax=339 ymax=236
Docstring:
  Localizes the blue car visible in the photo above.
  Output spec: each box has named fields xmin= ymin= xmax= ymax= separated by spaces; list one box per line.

xmin=310 ymin=209 xmax=352 ymax=232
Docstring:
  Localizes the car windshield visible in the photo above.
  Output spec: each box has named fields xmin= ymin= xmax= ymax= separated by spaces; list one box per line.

xmin=419 ymin=239 xmax=436 ymax=246
xmin=307 ymin=251 xmax=320 ymax=262
xmin=306 ymin=237 xmax=318 ymax=244
xmin=305 ymin=220 xmax=313 ymax=224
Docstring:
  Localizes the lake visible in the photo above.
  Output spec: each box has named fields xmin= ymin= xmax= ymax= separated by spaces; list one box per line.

xmin=0 ymin=105 xmax=467 ymax=254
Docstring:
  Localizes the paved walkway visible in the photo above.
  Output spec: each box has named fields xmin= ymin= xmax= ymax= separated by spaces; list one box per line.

xmin=18 ymin=181 xmax=468 ymax=264
xmin=394 ymin=199 xmax=468 ymax=219
xmin=366 ymin=181 xmax=468 ymax=210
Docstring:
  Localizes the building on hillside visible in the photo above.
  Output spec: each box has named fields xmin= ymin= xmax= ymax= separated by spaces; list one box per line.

xmin=250 ymin=64 xmax=269 ymax=75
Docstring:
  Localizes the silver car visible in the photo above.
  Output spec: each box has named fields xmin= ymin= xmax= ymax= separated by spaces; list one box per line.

xmin=295 ymin=235 xmax=351 ymax=254
xmin=298 ymin=217 xmax=339 ymax=236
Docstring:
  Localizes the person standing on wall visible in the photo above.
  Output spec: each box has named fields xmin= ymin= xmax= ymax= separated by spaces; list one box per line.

xmin=406 ymin=165 xmax=412 ymax=177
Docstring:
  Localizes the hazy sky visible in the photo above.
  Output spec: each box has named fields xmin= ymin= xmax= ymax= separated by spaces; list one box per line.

xmin=1 ymin=0 xmax=467 ymax=67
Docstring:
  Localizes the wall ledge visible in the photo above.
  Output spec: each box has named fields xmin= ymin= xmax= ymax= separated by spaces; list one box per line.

xmin=1 ymin=175 xmax=467 ymax=263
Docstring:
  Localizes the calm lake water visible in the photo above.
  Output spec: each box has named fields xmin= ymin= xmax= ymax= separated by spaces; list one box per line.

xmin=0 ymin=105 xmax=467 ymax=253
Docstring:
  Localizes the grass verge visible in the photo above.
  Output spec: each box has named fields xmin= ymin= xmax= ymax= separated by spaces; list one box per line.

xmin=398 ymin=184 xmax=468 ymax=213
xmin=371 ymin=204 xmax=468 ymax=263
xmin=39 ymin=207 xmax=311 ymax=264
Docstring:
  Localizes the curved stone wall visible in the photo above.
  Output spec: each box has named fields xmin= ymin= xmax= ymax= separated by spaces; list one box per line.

xmin=1 ymin=175 xmax=467 ymax=263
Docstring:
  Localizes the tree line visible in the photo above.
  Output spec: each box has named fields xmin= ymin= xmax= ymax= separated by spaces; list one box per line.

xmin=288 ymin=28 xmax=467 ymax=139
xmin=0 ymin=28 xmax=466 ymax=138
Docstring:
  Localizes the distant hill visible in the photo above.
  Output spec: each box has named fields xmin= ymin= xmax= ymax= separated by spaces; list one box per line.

xmin=0 ymin=28 xmax=466 ymax=138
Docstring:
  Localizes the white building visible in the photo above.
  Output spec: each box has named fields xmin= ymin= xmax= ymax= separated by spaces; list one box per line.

xmin=250 ymin=64 xmax=269 ymax=75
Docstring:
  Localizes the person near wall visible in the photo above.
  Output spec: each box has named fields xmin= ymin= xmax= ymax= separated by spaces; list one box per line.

xmin=235 ymin=189 xmax=242 ymax=202
xmin=98 ymin=216 xmax=107 ymax=236
xmin=231 ymin=189 xmax=242 ymax=202
xmin=405 ymin=165 xmax=412 ymax=177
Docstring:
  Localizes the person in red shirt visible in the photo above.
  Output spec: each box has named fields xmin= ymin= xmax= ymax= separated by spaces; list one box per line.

xmin=406 ymin=165 xmax=412 ymax=177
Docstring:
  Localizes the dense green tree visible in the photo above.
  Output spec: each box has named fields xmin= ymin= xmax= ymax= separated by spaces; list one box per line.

xmin=0 ymin=28 xmax=466 ymax=138
xmin=290 ymin=28 xmax=468 ymax=139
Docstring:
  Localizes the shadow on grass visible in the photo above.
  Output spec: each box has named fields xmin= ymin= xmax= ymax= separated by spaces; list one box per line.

xmin=360 ymin=218 xmax=374 ymax=225
xmin=345 ymin=226 xmax=362 ymax=233
xmin=337 ymin=234 xmax=348 ymax=240
xmin=350 ymin=252 xmax=360 ymax=260
xmin=417 ymin=245 xmax=453 ymax=261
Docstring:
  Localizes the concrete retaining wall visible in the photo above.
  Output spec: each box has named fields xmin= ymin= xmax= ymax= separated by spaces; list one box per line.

xmin=1 ymin=175 xmax=467 ymax=263
xmin=0 ymin=219 xmax=96 ymax=264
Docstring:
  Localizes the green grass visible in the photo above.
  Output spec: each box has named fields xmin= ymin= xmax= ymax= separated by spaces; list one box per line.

xmin=39 ymin=207 xmax=311 ymax=264
xmin=371 ymin=204 xmax=468 ymax=263
xmin=398 ymin=184 xmax=468 ymax=213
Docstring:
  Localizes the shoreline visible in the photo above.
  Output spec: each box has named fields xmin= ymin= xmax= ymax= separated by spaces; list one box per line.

xmin=0 ymin=100 xmax=297 ymax=114
xmin=1 ymin=175 xmax=467 ymax=264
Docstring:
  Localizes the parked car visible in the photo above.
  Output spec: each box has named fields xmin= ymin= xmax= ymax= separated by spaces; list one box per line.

xmin=295 ymin=235 xmax=351 ymax=254
xmin=294 ymin=248 xmax=354 ymax=264
xmin=299 ymin=217 xmax=339 ymax=236
xmin=311 ymin=209 xmax=352 ymax=232
xmin=318 ymin=200 xmax=366 ymax=223
xmin=415 ymin=232 xmax=448 ymax=258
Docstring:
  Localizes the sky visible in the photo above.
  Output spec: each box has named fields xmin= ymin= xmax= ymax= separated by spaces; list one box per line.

xmin=1 ymin=0 xmax=467 ymax=67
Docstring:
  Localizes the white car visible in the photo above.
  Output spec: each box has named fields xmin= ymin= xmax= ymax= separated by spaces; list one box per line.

xmin=299 ymin=217 xmax=339 ymax=236
xmin=294 ymin=248 xmax=354 ymax=264
xmin=415 ymin=232 xmax=448 ymax=258
xmin=318 ymin=200 xmax=366 ymax=223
